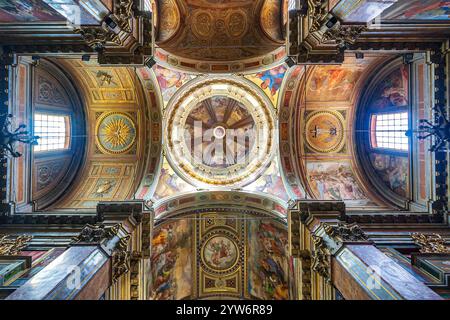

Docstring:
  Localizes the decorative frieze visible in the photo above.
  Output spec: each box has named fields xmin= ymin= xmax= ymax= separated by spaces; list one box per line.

xmin=322 ymin=25 xmax=368 ymax=48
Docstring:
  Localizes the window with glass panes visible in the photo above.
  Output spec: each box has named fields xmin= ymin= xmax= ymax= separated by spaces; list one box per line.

xmin=371 ymin=112 xmax=408 ymax=151
xmin=34 ymin=114 xmax=68 ymax=152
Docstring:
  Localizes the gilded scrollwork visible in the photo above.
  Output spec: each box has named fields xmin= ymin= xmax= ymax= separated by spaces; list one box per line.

xmin=115 ymin=0 xmax=134 ymax=33
xmin=74 ymin=27 xmax=122 ymax=51
xmin=412 ymin=233 xmax=449 ymax=254
xmin=112 ymin=234 xmax=131 ymax=282
xmin=322 ymin=25 xmax=368 ymax=48
xmin=311 ymin=235 xmax=331 ymax=281
xmin=0 ymin=234 xmax=32 ymax=255
xmin=71 ymin=223 xmax=120 ymax=244
xmin=323 ymin=222 xmax=369 ymax=243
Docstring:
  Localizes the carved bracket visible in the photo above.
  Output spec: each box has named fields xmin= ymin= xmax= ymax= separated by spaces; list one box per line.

xmin=74 ymin=0 xmax=153 ymax=65
xmin=112 ymin=234 xmax=131 ymax=282
xmin=71 ymin=223 xmax=121 ymax=244
xmin=288 ymin=0 xmax=367 ymax=63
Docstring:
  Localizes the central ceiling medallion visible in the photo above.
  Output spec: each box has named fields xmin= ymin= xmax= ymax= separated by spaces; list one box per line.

xmin=164 ymin=76 xmax=276 ymax=187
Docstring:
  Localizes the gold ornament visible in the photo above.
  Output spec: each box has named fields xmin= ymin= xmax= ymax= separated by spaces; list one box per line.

xmin=412 ymin=233 xmax=449 ymax=254
xmin=0 ymin=234 xmax=32 ymax=255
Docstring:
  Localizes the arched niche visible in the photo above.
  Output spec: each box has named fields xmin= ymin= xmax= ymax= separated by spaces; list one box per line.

xmin=48 ymin=59 xmax=163 ymax=210
xmin=150 ymin=190 xmax=292 ymax=300
xmin=31 ymin=59 xmax=86 ymax=210
xmin=354 ymin=57 xmax=411 ymax=209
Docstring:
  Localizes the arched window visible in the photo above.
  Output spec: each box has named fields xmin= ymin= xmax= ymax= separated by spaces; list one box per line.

xmin=371 ymin=112 xmax=409 ymax=151
xmin=355 ymin=59 xmax=411 ymax=206
xmin=33 ymin=113 xmax=70 ymax=152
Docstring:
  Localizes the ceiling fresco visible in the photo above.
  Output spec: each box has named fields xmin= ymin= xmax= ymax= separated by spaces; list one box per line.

xmin=244 ymin=64 xmax=287 ymax=107
xmin=154 ymin=0 xmax=287 ymax=73
xmin=150 ymin=191 xmax=289 ymax=299
xmin=137 ymin=63 xmax=291 ymax=203
xmin=163 ymin=76 xmax=277 ymax=188
xmin=153 ymin=65 xmax=195 ymax=106
xmin=279 ymin=54 xmax=394 ymax=208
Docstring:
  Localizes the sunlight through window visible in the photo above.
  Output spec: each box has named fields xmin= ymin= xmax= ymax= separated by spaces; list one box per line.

xmin=34 ymin=114 xmax=69 ymax=152
xmin=371 ymin=112 xmax=409 ymax=151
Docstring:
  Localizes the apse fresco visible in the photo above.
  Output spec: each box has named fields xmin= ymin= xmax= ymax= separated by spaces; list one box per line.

xmin=370 ymin=153 xmax=408 ymax=197
xmin=245 ymin=64 xmax=287 ymax=106
xmin=306 ymin=162 xmax=366 ymax=200
xmin=370 ymin=65 xmax=409 ymax=110
xmin=150 ymin=219 xmax=192 ymax=300
xmin=307 ymin=66 xmax=364 ymax=102
xmin=382 ymin=0 xmax=450 ymax=20
xmin=153 ymin=65 xmax=194 ymax=105
xmin=153 ymin=159 xmax=195 ymax=200
xmin=248 ymin=220 xmax=290 ymax=300
xmin=0 ymin=0 xmax=63 ymax=22
xmin=244 ymin=160 xmax=289 ymax=201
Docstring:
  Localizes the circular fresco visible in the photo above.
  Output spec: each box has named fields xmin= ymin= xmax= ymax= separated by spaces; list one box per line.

xmin=305 ymin=110 xmax=345 ymax=153
xmin=202 ymin=236 xmax=238 ymax=271
xmin=95 ymin=112 xmax=136 ymax=154
xmin=164 ymin=76 xmax=276 ymax=187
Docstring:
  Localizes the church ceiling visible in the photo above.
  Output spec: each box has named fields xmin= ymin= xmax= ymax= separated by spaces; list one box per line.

xmin=138 ymin=63 xmax=290 ymax=202
xmin=37 ymin=54 xmax=414 ymax=210
xmin=163 ymin=75 xmax=277 ymax=188
xmin=154 ymin=0 xmax=287 ymax=73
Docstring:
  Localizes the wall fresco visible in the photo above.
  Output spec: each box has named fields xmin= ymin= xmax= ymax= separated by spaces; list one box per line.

xmin=248 ymin=220 xmax=290 ymax=300
xmin=150 ymin=219 xmax=193 ymax=300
